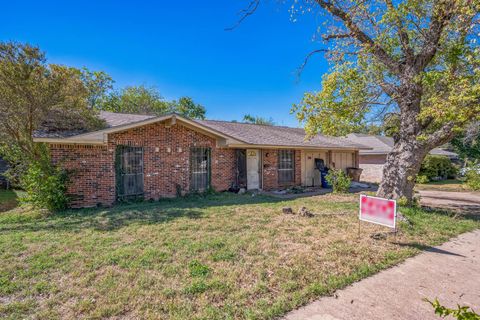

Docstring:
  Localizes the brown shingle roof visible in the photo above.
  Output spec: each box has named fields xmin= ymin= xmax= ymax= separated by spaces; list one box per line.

xmin=347 ymin=133 xmax=458 ymax=158
xmin=34 ymin=111 xmax=369 ymax=150
xmin=196 ymin=119 xmax=367 ymax=149
xmin=100 ymin=111 xmax=155 ymax=127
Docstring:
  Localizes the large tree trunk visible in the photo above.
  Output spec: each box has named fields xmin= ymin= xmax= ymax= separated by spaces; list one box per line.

xmin=376 ymin=81 xmax=429 ymax=202
xmin=377 ymin=139 xmax=429 ymax=201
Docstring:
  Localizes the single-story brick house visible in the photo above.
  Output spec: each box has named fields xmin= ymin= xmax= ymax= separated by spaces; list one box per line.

xmin=33 ymin=111 xmax=368 ymax=208
xmin=346 ymin=133 xmax=458 ymax=183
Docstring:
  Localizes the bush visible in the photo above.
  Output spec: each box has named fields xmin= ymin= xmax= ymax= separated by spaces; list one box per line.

xmin=416 ymin=175 xmax=430 ymax=184
xmin=425 ymin=298 xmax=480 ymax=320
xmin=325 ymin=169 xmax=351 ymax=193
xmin=20 ymin=151 xmax=69 ymax=212
xmin=419 ymin=155 xmax=457 ymax=181
xmin=466 ymin=170 xmax=480 ymax=191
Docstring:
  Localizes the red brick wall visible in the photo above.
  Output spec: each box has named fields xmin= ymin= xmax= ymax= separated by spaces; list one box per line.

xmin=50 ymin=122 xmax=236 ymax=208
xmin=49 ymin=144 xmax=115 ymax=208
xmin=262 ymin=149 xmax=301 ymax=190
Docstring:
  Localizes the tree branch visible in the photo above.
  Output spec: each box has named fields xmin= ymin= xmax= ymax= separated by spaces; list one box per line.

xmin=322 ymin=33 xmax=352 ymax=41
xmin=426 ymin=122 xmax=455 ymax=148
xmin=385 ymin=0 xmax=414 ymax=63
xmin=314 ymin=0 xmax=402 ymax=75
xmin=225 ymin=0 xmax=260 ymax=31
xmin=414 ymin=1 xmax=455 ymax=71
xmin=296 ymin=48 xmax=359 ymax=78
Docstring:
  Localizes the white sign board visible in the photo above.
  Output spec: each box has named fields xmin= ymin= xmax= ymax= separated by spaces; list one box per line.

xmin=359 ymin=195 xmax=396 ymax=229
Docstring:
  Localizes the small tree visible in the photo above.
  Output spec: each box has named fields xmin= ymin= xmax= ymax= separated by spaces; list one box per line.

xmin=0 ymin=42 xmax=105 ymax=206
xmin=0 ymin=42 xmax=104 ymax=162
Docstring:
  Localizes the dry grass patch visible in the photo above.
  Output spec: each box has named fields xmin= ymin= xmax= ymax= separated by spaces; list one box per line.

xmin=0 ymin=192 xmax=478 ymax=319
xmin=415 ymin=179 xmax=472 ymax=192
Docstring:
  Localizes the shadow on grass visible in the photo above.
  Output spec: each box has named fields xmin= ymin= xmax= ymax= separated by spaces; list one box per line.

xmin=0 ymin=192 xmax=289 ymax=233
xmin=0 ymin=189 xmax=19 ymax=213
xmin=420 ymin=204 xmax=480 ymax=221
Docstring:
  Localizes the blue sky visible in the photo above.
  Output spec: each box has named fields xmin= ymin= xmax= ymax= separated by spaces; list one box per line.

xmin=1 ymin=1 xmax=329 ymax=127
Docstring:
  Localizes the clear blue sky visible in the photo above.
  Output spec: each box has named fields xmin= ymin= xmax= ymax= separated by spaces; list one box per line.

xmin=1 ymin=1 xmax=329 ymax=127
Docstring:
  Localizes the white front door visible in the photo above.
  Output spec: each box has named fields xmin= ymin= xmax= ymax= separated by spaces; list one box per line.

xmin=304 ymin=151 xmax=327 ymax=186
xmin=246 ymin=149 xmax=260 ymax=190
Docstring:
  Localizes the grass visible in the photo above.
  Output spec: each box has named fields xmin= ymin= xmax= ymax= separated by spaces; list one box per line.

xmin=415 ymin=179 xmax=474 ymax=192
xmin=0 ymin=192 xmax=478 ymax=319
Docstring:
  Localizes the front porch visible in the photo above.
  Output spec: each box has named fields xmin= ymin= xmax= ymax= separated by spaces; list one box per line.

xmin=233 ymin=148 xmax=360 ymax=191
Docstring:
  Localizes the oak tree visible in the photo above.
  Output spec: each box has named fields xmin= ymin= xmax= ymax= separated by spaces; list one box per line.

xmin=286 ymin=0 xmax=480 ymax=201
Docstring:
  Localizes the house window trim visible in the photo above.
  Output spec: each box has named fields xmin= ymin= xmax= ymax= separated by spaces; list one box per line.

xmin=190 ymin=147 xmax=212 ymax=192
xmin=277 ymin=149 xmax=295 ymax=185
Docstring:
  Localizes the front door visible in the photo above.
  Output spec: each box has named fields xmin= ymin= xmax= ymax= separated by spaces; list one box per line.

xmin=246 ymin=149 xmax=260 ymax=190
xmin=304 ymin=151 xmax=327 ymax=187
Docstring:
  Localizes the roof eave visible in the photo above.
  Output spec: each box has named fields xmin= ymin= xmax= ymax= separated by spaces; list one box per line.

xmin=33 ymin=137 xmax=105 ymax=145
xmin=225 ymin=143 xmax=370 ymax=151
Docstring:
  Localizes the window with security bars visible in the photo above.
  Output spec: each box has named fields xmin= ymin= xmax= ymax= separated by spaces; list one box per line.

xmin=190 ymin=147 xmax=211 ymax=191
xmin=278 ymin=150 xmax=295 ymax=184
xmin=115 ymin=145 xmax=144 ymax=200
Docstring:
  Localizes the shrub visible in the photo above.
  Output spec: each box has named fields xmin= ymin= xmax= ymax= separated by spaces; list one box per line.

xmin=424 ymin=298 xmax=480 ymax=320
xmin=419 ymin=155 xmax=457 ymax=181
xmin=325 ymin=169 xmax=351 ymax=193
xmin=416 ymin=175 xmax=430 ymax=184
xmin=466 ymin=170 xmax=480 ymax=191
xmin=20 ymin=151 xmax=69 ymax=212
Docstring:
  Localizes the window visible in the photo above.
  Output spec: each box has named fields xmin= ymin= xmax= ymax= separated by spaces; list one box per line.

xmin=115 ymin=146 xmax=144 ymax=200
xmin=278 ymin=150 xmax=295 ymax=184
xmin=190 ymin=147 xmax=211 ymax=191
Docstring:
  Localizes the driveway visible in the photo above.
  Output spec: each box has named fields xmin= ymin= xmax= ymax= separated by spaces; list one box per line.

xmin=284 ymin=229 xmax=480 ymax=320
xmin=418 ymin=189 xmax=480 ymax=215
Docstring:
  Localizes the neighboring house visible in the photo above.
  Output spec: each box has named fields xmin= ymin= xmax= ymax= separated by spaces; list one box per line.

xmin=346 ymin=133 xmax=458 ymax=183
xmin=33 ymin=111 xmax=368 ymax=208
xmin=0 ymin=156 xmax=8 ymax=188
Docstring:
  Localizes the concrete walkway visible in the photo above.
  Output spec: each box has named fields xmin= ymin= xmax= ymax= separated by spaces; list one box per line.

xmin=284 ymin=230 xmax=480 ymax=320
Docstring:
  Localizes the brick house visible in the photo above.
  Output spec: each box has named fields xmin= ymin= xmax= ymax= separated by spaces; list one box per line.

xmin=34 ymin=112 xmax=368 ymax=208
xmin=346 ymin=133 xmax=458 ymax=183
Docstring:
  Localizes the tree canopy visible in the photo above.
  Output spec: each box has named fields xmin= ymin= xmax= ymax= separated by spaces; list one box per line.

xmin=243 ymin=114 xmax=275 ymax=125
xmin=98 ymin=85 xmax=206 ymax=119
xmin=292 ymin=0 xmax=480 ymax=140
xmin=0 ymin=42 xmax=104 ymax=159
xmin=282 ymin=0 xmax=480 ymax=200
xmin=450 ymin=122 xmax=480 ymax=164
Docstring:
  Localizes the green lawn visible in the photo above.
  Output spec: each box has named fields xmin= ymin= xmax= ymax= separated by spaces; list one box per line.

xmin=415 ymin=179 xmax=472 ymax=192
xmin=0 ymin=192 xmax=478 ymax=319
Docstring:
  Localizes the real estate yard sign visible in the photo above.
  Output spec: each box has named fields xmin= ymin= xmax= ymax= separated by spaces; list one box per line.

xmin=359 ymin=195 xmax=396 ymax=229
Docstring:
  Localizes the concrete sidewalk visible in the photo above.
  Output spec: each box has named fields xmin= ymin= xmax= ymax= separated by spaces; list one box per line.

xmin=284 ymin=230 xmax=480 ymax=320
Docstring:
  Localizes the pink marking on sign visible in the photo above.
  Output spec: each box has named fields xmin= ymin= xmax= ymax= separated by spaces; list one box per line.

xmin=359 ymin=195 xmax=396 ymax=228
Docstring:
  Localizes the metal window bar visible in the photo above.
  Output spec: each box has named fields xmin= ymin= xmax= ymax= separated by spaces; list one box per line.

xmin=190 ymin=147 xmax=211 ymax=191
xmin=116 ymin=146 xmax=144 ymax=200
xmin=278 ymin=150 xmax=294 ymax=184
